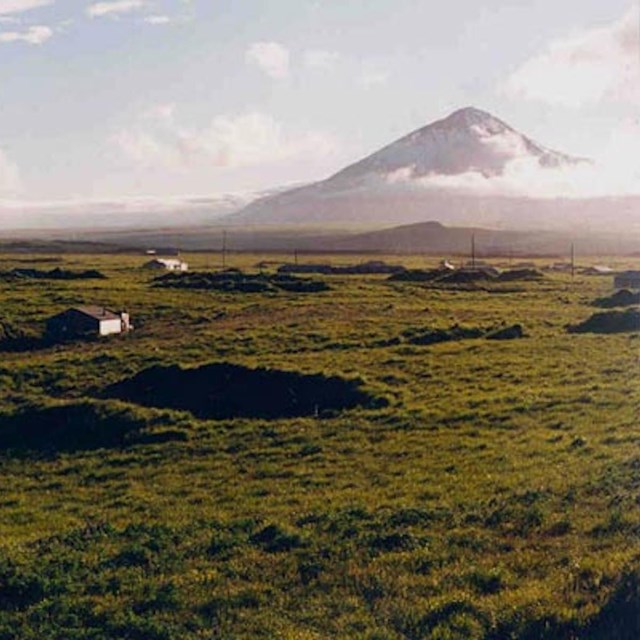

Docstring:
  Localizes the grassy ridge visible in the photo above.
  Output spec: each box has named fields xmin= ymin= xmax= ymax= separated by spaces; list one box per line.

xmin=0 ymin=252 xmax=638 ymax=639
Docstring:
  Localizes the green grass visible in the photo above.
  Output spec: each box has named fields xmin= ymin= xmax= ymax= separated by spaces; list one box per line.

xmin=0 ymin=252 xmax=638 ymax=639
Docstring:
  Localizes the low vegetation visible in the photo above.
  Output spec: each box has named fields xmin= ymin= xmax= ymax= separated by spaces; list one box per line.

xmin=0 ymin=252 xmax=637 ymax=639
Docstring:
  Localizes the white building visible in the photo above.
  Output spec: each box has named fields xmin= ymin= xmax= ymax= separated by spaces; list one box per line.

xmin=143 ymin=258 xmax=189 ymax=272
xmin=46 ymin=306 xmax=132 ymax=339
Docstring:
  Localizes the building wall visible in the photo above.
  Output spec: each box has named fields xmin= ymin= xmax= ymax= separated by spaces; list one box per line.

xmin=47 ymin=310 xmax=126 ymax=338
xmin=47 ymin=310 xmax=99 ymax=338
xmin=98 ymin=318 xmax=123 ymax=336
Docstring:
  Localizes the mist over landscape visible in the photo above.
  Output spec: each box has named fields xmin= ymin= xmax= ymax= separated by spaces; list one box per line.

xmin=2 ymin=104 xmax=638 ymax=254
xmin=1 ymin=2 xmax=640 ymax=639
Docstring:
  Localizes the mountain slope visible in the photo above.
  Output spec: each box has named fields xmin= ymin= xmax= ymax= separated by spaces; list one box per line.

xmin=329 ymin=107 xmax=579 ymax=185
xmin=230 ymin=107 xmax=640 ymax=232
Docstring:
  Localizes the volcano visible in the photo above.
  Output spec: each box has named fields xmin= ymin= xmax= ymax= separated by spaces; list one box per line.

xmin=228 ymin=107 xmax=640 ymax=232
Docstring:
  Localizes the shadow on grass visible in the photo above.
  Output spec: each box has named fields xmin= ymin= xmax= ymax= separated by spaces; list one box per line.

xmin=0 ymin=401 xmax=186 ymax=455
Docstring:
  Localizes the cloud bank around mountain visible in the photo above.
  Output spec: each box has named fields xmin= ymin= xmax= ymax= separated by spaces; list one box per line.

xmin=387 ymin=122 xmax=640 ymax=199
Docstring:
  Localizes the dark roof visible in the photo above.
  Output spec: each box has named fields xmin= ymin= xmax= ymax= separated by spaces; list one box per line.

xmin=73 ymin=306 xmax=121 ymax=321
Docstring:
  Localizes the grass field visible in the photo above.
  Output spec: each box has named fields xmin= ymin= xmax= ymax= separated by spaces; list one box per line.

xmin=0 ymin=252 xmax=638 ymax=639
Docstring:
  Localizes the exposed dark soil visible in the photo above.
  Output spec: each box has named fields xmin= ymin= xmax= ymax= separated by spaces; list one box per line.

xmin=279 ymin=261 xmax=406 ymax=276
xmin=497 ymin=269 xmax=545 ymax=282
xmin=0 ymin=268 xmax=106 ymax=281
xmin=568 ymin=309 xmax=640 ymax=334
xmin=391 ymin=269 xmax=502 ymax=284
xmin=102 ymin=363 xmax=385 ymax=420
xmin=401 ymin=324 xmax=525 ymax=346
xmin=439 ymin=269 xmax=497 ymax=284
xmin=388 ymin=269 xmax=449 ymax=283
xmin=593 ymin=289 xmax=640 ymax=309
xmin=486 ymin=324 xmax=525 ymax=340
xmin=402 ymin=325 xmax=485 ymax=346
xmin=0 ymin=321 xmax=28 ymax=343
xmin=153 ymin=270 xmax=330 ymax=294
xmin=0 ymin=402 xmax=183 ymax=454
xmin=0 ymin=321 xmax=43 ymax=352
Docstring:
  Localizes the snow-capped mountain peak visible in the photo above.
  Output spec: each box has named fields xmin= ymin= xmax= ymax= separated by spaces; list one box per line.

xmin=330 ymin=106 xmax=581 ymax=184
xmin=230 ymin=106 xmax=620 ymax=229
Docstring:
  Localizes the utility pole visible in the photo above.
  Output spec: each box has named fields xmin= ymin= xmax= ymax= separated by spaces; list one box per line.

xmin=222 ymin=230 xmax=227 ymax=269
xmin=294 ymin=249 xmax=298 ymax=265
xmin=571 ymin=243 xmax=575 ymax=279
xmin=471 ymin=234 xmax=476 ymax=269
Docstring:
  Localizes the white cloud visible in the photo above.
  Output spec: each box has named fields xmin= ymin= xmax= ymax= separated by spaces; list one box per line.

xmin=0 ymin=148 xmax=21 ymax=195
xmin=114 ymin=109 xmax=339 ymax=171
xmin=303 ymin=49 xmax=340 ymax=70
xmin=144 ymin=14 xmax=171 ymax=25
xmin=245 ymin=41 xmax=290 ymax=79
xmin=505 ymin=6 xmax=640 ymax=107
xmin=359 ymin=68 xmax=389 ymax=88
xmin=114 ymin=129 xmax=181 ymax=169
xmin=0 ymin=0 xmax=51 ymax=15
xmin=143 ymin=103 xmax=176 ymax=122
xmin=0 ymin=24 xmax=52 ymax=44
xmin=87 ymin=0 xmax=145 ymax=18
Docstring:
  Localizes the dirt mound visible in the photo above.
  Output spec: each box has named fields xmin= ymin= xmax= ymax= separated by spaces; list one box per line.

xmin=402 ymin=325 xmax=484 ymax=346
xmin=390 ymin=268 xmax=504 ymax=285
xmin=0 ymin=320 xmax=26 ymax=343
xmin=103 ymin=363 xmax=385 ymax=420
xmin=388 ymin=269 xmax=444 ymax=282
xmin=438 ymin=269 xmax=497 ymax=284
xmin=0 ymin=321 xmax=42 ymax=352
xmin=2 ymin=268 xmax=106 ymax=280
xmin=0 ymin=402 xmax=184 ymax=453
xmin=593 ymin=289 xmax=640 ymax=309
xmin=486 ymin=324 xmax=525 ymax=340
xmin=281 ymin=261 xmax=406 ymax=276
xmin=401 ymin=323 xmax=526 ymax=346
xmin=153 ymin=270 xmax=329 ymax=294
xmin=497 ymin=269 xmax=545 ymax=282
xmin=568 ymin=309 xmax=640 ymax=334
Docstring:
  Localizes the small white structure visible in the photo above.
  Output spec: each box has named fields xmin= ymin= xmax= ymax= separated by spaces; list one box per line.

xmin=439 ymin=259 xmax=456 ymax=271
xmin=582 ymin=265 xmax=614 ymax=276
xmin=46 ymin=306 xmax=132 ymax=339
xmin=547 ymin=262 xmax=573 ymax=273
xmin=143 ymin=258 xmax=189 ymax=272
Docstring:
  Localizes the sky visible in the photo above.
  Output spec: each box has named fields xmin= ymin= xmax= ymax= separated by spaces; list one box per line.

xmin=0 ymin=0 xmax=638 ymax=206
